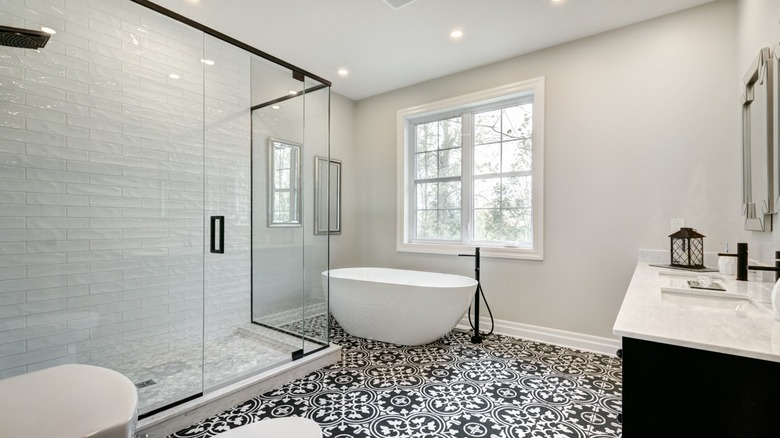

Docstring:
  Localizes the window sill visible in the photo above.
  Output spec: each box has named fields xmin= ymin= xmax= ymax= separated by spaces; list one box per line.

xmin=396 ymin=242 xmax=543 ymax=260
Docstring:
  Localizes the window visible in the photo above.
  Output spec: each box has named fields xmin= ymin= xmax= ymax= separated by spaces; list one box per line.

xmin=397 ymin=78 xmax=544 ymax=259
xmin=268 ymin=138 xmax=301 ymax=226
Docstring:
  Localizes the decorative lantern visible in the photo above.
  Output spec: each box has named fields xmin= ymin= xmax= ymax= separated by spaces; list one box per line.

xmin=669 ymin=227 xmax=705 ymax=269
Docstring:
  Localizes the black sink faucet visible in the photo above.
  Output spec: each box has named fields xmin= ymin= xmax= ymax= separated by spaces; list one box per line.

xmin=737 ymin=243 xmax=748 ymax=280
xmin=745 ymin=249 xmax=780 ymax=282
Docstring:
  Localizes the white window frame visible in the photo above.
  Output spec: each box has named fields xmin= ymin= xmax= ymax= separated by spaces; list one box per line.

xmin=396 ymin=77 xmax=545 ymax=260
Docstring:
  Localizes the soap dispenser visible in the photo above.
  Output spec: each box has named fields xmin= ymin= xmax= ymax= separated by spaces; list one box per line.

xmin=717 ymin=242 xmax=737 ymax=276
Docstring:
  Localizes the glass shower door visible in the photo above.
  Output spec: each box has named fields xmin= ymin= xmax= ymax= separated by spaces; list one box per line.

xmin=201 ymin=34 xmax=257 ymax=389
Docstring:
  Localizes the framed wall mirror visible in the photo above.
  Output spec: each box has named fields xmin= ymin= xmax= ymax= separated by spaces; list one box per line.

xmin=741 ymin=46 xmax=778 ymax=231
xmin=315 ymin=156 xmax=342 ymax=235
xmin=268 ymin=138 xmax=302 ymax=227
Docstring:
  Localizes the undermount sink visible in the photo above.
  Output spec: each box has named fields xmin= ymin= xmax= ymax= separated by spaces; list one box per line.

xmin=658 ymin=270 xmax=771 ymax=316
xmin=660 ymin=289 xmax=768 ymax=316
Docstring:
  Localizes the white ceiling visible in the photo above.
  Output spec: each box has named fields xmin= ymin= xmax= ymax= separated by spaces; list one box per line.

xmin=149 ymin=0 xmax=718 ymax=101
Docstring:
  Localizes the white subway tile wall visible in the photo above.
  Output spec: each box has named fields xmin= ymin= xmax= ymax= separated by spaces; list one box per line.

xmin=0 ymin=0 xmax=251 ymax=385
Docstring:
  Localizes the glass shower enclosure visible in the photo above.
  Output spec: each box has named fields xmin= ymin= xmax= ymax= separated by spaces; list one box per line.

xmin=250 ymin=61 xmax=331 ymax=356
xmin=0 ymin=0 xmax=330 ymax=417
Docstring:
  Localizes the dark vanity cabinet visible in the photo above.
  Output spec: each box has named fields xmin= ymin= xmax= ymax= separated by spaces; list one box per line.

xmin=621 ymin=337 xmax=780 ymax=437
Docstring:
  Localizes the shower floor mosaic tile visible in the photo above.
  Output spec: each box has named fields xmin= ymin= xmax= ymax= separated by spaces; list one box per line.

xmin=168 ymin=321 xmax=623 ymax=438
xmin=127 ymin=324 xmax=303 ymax=413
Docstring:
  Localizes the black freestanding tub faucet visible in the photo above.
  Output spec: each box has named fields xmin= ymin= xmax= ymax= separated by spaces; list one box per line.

xmin=459 ymin=248 xmax=482 ymax=343
xmin=459 ymin=247 xmax=495 ymax=343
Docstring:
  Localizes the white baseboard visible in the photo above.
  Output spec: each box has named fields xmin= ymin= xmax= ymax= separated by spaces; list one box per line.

xmin=457 ymin=316 xmax=621 ymax=356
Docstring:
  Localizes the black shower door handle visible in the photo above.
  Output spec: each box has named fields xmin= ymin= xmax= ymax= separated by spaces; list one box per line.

xmin=210 ymin=216 xmax=224 ymax=254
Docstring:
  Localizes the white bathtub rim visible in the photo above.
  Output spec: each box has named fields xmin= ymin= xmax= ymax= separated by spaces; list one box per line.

xmin=324 ymin=267 xmax=478 ymax=289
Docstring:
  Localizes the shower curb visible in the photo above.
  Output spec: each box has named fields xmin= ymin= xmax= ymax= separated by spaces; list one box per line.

xmin=135 ymin=345 xmax=342 ymax=438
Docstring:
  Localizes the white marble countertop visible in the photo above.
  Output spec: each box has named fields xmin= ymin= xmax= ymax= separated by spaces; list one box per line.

xmin=613 ymin=250 xmax=780 ymax=363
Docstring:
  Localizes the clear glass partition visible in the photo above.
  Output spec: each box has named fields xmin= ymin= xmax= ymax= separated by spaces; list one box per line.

xmin=302 ymin=79 xmax=331 ymax=354
xmin=249 ymin=57 xmax=306 ymax=352
xmin=0 ymin=0 xmax=329 ymax=417
xmin=249 ymin=60 xmax=331 ymax=354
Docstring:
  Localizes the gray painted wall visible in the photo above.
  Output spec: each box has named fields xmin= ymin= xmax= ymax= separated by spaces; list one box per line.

xmin=345 ymin=1 xmax=739 ymax=339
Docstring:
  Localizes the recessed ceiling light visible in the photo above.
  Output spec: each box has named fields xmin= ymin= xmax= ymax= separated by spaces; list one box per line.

xmin=272 ymin=105 xmax=280 ymax=110
xmin=40 ymin=26 xmax=56 ymax=35
xmin=450 ymin=30 xmax=463 ymax=39
xmin=337 ymin=68 xmax=349 ymax=77
xmin=289 ymin=90 xmax=298 ymax=95
xmin=169 ymin=73 xmax=180 ymax=79
xmin=200 ymin=59 xmax=215 ymax=66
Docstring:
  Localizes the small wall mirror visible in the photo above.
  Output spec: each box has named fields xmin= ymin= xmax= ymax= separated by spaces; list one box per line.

xmin=741 ymin=46 xmax=778 ymax=231
xmin=268 ymin=138 xmax=302 ymax=227
xmin=315 ymin=156 xmax=341 ymax=235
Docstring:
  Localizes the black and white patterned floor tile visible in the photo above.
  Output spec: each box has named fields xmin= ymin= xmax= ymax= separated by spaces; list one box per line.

xmin=168 ymin=320 xmax=622 ymax=438
xmin=278 ymin=313 xmax=330 ymax=341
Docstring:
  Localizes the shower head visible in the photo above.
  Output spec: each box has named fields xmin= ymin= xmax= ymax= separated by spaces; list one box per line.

xmin=0 ymin=25 xmax=51 ymax=49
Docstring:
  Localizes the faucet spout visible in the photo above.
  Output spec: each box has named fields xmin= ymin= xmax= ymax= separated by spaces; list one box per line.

xmin=745 ymin=250 xmax=780 ymax=282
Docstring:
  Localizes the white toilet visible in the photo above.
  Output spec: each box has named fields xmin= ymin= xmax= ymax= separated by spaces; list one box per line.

xmin=215 ymin=417 xmax=322 ymax=438
xmin=0 ymin=364 xmax=138 ymax=438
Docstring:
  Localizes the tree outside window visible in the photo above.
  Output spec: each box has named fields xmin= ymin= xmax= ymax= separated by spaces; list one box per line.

xmin=398 ymin=77 xmax=544 ymax=260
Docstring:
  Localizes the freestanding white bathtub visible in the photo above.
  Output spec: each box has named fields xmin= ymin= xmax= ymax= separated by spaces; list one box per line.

xmin=323 ymin=267 xmax=478 ymax=345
